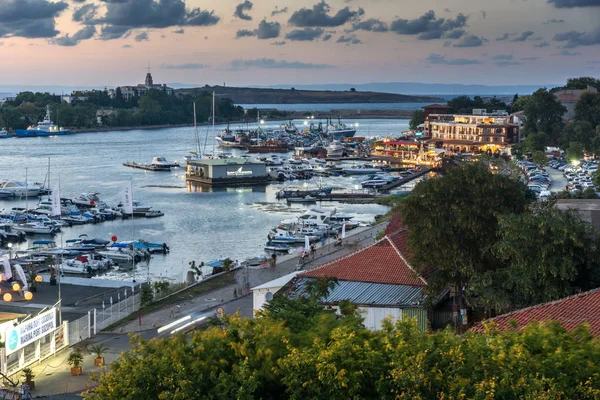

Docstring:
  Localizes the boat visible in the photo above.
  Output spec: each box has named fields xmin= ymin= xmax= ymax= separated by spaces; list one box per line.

xmin=276 ymin=187 xmax=333 ymax=199
xmin=0 ymin=181 xmax=41 ymax=197
xmin=0 ymin=190 xmax=11 ymax=198
xmin=286 ymin=195 xmax=318 ymax=204
xmin=264 ymin=242 xmax=291 ymax=252
xmin=342 ymin=166 xmax=383 ymax=175
xmin=118 ymin=200 xmax=152 ymax=215
xmin=13 ymin=222 xmax=57 ymax=235
xmin=96 ymin=247 xmax=138 ymax=263
xmin=268 ymin=228 xmax=318 ymax=243
xmin=0 ymin=223 xmax=26 ymax=242
xmin=326 ymin=141 xmax=346 ymax=158
xmin=0 ymin=128 xmax=11 ymax=139
xmin=151 ymin=157 xmax=174 ymax=170
xmin=282 ymin=121 xmax=298 ymax=134
xmin=246 ymin=142 xmax=290 ymax=153
xmin=71 ymin=193 xmax=101 ymax=208
xmin=111 ymin=240 xmax=169 ymax=254
xmin=326 ymin=118 xmax=356 ymax=138
xmin=14 ymin=105 xmax=71 ymax=137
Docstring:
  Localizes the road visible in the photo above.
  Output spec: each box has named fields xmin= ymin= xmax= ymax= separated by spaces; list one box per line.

xmin=546 ymin=166 xmax=569 ymax=193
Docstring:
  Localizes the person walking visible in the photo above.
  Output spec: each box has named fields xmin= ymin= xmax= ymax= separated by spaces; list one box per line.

xmin=310 ymin=243 xmax=316 ymax=259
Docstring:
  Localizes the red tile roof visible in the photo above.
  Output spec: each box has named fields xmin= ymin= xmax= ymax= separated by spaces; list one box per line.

xmin=470 ymin=288 xmax=600 ymax=337
xmin=301 ymin=229 xmax=426 ymax=287
xmin=385 ymin=213 xmax=406 ymax=235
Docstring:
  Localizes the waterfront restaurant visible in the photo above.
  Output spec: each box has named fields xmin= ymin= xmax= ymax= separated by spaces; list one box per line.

xmin=370 ymin=138 xmax=443 ymax=166
xmin=186 ymin=158 xmax=268 ymax=186
xmin=424 ymin=111 xmax=520 ymax=156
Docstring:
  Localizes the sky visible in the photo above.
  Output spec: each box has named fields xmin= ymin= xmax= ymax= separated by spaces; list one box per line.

xmin=0 ymin=0 xmax=599 ymax=87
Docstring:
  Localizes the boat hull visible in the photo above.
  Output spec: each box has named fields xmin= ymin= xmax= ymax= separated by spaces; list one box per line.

xmin=328 ymin=130 xmax=356 ymax=138
xmin=15 ymin=129 xmax=71 ymax=138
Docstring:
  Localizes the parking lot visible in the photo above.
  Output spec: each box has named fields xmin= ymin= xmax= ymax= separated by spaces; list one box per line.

xmin=517 ymin=158 xmax=598 ymax=198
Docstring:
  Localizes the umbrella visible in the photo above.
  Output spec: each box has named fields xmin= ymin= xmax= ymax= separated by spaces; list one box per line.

xmin=304 ymin=235 xmax=310 ymax=252
xmin=341 ymin=224 xmax=346 ymax=239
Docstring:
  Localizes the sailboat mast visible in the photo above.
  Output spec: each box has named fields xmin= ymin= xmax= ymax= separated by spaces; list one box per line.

xmin=193 ymin=102 xmax=200 ymax=156
xmin=211 ymin=91 xmax=215 ymax=157
xmin=131 ymin=176 xmax=136 ymax=283
xmin=25 ymin=167 xmax=28 ymax=212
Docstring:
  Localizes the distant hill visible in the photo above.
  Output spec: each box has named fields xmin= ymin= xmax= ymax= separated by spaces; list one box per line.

xmin=175 ymin=86 xmax=443 ymax=104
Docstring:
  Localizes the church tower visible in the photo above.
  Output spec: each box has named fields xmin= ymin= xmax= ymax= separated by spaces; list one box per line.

xmin=145 ymin=72 xmax=153 ymax=87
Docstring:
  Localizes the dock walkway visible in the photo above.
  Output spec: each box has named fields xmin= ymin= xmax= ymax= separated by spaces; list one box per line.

xmin=378 ymin=168 xmax=432 ymax=192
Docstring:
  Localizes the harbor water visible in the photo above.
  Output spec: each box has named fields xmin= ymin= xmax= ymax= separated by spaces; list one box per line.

xmin=0 ymin=118 xmax=407 ymax=282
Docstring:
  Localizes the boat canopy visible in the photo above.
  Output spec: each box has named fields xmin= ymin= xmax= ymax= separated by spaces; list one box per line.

xmin=33 ymin=240 xmax=55 ymax=245
xmin=205 ymin=260 xmax=224 ymax=267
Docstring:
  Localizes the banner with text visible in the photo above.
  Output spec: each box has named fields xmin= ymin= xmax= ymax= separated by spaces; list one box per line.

xmin=5 ymin=308 xmax=56 ymax=355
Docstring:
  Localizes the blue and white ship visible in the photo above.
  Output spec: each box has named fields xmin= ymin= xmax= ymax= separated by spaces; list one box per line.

xmin=15 ymin=105 xmax=71 ymax=137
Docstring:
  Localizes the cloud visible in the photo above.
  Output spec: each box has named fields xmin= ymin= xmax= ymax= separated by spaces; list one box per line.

xmin=271 ymin=40 xmax=286 ymax=45
xmin=511 ymin=31 xmax=535 ymax=42
xmin=350 ymin=18 xmax=388 ymax=32
xmin=134 ymin=31 xmax=148 ymax=41
xmin=72 ymin=3 xmax=98 ymax=23
xmin=491 ymin=54 xmax=513 ymax=61
xmin=534 ymin=41 xmax=550 ymax=47
xmin=161 ymin=63 xmax=208 ymax=69
xmin=271 ymin=6 xmax=288 ymax=16
xmin=0 ymin=0 xmax=68 ymax=38
xmin=553 ymin=49 xmax=582 ymax=56
xmin=285 ymin=27 xmax=324 ymax=41
xmin=323 ymin=32 xmax=333 ymax=41
xmin=443 ymin=29 xmax=465 ymax=39
xmin=52 ymin=25 xmax=96 ymax=46
xmin=494 ymin=61 xmax=522 ymax=66
xmin=336 ymin=34 xmax=361 ymax=44
xmin=231 ymin=58 xmax=335 ymax=69
xmin=390 ymin=10 xmax=468 ymax=40
xmin=173 ymin=28 xmax=184 ymax=34
xmin=522 ymin=56 xmax=539 ymax=60
xmin=97 ymin=0 xmax=220 ymax=40
xmin=288 ymin=1 xmax=364 ymax=27
xmin=233 ymin=0 xmax=252 ymax=21
xmin=543 ymin=19 xmax=565 ymax=24
xmin=553 ymin=26 xmax=600 ymax=48
xmin=123 ymin=44 xmax=132 ymax=48
xmin=496 ymin=33 xmax=510 ymax=41
xmin=548 ymin=0 xmax=600 ymax=8
xmin=235 ymin=19 xmax=280 ymax=39
xmin=453 ymin=34 xmax=486 ymax=47
xmin=426 ymin=53 xmax=481 ymax=65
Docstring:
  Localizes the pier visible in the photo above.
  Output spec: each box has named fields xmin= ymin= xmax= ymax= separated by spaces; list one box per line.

xmin=378 ymin=168 xmax=433 ymax=192
xmin=286 ymin=193 xmax=380 ymax=204
xmin=123 ymin=161 xmax=170 ymax=171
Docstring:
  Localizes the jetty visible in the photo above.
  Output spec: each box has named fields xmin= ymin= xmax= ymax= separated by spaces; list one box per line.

xmin=123 ymin=161 xmax=170 ymax=171
xmin=378 ymin=168 xmax=432 ymax=192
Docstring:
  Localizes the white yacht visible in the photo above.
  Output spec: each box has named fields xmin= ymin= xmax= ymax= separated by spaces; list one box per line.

xmin=151 ymin=157 xmax=173 ymax=170
xmin=0 ymin=181 xmax=41 ymax=197
xmin=71 ymin=193 xmax=101 ymax=208
xmin=326 ymin=141 xmax=346 ymax=158
xmin=13 ymin=222 xmax=57 ymax=235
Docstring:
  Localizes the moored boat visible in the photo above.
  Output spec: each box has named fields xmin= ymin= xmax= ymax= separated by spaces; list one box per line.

xmin=264 ymin=242 xmax=291 ymax=252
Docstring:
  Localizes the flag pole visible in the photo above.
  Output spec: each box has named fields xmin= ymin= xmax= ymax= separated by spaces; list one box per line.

xmin=131 ymin=176 xmax=136 ymax=283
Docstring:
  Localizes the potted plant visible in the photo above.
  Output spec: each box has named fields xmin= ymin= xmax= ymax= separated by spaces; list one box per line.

xmin=68 ymin=350 xmax=84 ymax=376
xmin=22 ymin=367 xmax=35 ymax=389
xmin=90 ymin=343 xmax=108 ymax=366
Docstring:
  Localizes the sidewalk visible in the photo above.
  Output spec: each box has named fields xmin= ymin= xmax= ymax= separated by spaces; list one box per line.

xmin=117 ymin=224 xmax=385 ymax=332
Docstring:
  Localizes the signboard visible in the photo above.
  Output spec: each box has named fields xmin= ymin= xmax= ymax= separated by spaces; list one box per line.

xmin=216 ymin=306 xmax=225 ymax=318
xmin=5 ymin=308 xmax=56 ymax=355
xmin=227 ymin=167 xmax=252 ymax=177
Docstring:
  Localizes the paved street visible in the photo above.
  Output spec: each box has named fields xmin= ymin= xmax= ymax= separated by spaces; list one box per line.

xmin=546 ymin=166 xmax=569 ymax=193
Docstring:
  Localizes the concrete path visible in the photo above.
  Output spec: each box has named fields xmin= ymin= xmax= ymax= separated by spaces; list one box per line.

xmin=117 ymin=224 xmax=385 ymax=333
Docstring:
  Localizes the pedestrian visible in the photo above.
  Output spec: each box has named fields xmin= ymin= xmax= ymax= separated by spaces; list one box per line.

xmin=271 ymin=253 xmax=277 ymax=269
xmin=310 ymin=243 xmax=316 ymax=259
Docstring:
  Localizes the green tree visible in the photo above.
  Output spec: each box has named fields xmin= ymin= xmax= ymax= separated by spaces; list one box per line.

xmin=561 ymin=120 xmax=596 ymax=152
xmin=566 ymin=141 xmax=585 ymax=161
xmin=476 ymin=206 xmax=600 ymax=310
xmin=575 ymin=91 xmax=600 ymax=128
xmin=531 ymin=150 xmax=548 ymax=166
xmin=523 ymin=131 xmax=549 ymax=152
xmin=523 ymin=88 xmax=566 ymax=142
xmin=511 ymin=94 xmax=530 ymax=112
xmin=409 ymin=109 xmax=425 ymax=130
xmin=401 ymin=162 xmax=532 ymax=313
xmin=551 ymin=76 xmax=600 ymax=93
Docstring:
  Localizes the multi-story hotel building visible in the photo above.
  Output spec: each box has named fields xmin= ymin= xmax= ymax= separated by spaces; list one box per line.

xmin=424 ymin=110 xmax=521 ymax=155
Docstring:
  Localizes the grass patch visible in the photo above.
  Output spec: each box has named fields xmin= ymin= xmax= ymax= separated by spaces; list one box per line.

xmin=104 ymin=272 xmax=237 ymax=331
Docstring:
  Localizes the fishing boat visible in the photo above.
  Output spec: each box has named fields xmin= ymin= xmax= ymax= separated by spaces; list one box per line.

xmin=0 ymin=128 xmax=11 ymax=139
xmin=14 ymin=105 xmax=71 ymax=137
xmin=246 ymin=141 xmax=290 ymax=153
xmin=326 ymin=118 xmax=356 ymax=138
xmin=264 ymin=242 xmax=291 ymax=252
xmin=286 ymin=195 xmax=318 ymax=204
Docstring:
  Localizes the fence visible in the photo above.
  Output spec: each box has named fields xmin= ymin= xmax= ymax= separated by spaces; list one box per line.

xmin=67 ymin=292 xmax=141 ymax=347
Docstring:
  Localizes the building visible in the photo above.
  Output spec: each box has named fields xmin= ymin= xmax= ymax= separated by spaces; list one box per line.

xmin=422 ymin=104 xmax=449 ymax=120
xmin=252 ymin=272 xmax=300 ymax=312
xmin=554 ymin=86 xmax=598 ymax=121
xmin=555 ymin=199 xmax=600 ymax=232
xmin=61 ymin=95 xmax=88 ymax=104
xmin=110 ymin=72 xmax=174 ymax=101
xmin=186 ymin=158 xmax=268 ymax=187
xmin=470 ymin=287 xmax=600 ymax=337
xmin=425 ymin=111 xmax=521 ymax=155
xmin=371 ymin=138 xmax=444 ymax=166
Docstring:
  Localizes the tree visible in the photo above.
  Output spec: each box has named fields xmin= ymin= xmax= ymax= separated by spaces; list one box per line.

xmin=561 ymin=120 xmax=596 ymax=152
xmin=409 ymin=109 xmax=425 ymax=130
xmin=566 ymin=141 xmax=585 ymax=161
xmin=401 ymin=162 xmax=532 ymax=312
xmin=523 ymin=88 xmax=566 ymax=143
xmin=575 ymin=91 xmax=600 ymax=128
xmin=531 ymin=150 xmax=548 ymax=166
xmin=551 ymin=76 xmax=600 ymax=93
xmin=483 ymin=206 xmax=600 ymax=310
xmin=511 ymin=94 xmax=530 ymax=112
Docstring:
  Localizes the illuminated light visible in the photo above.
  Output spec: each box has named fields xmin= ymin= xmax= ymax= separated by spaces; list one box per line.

xmin=3 ymin=293 xmax=12 ymax=302
xmin=12 ymin=283 xmax=20 ymax=291
xmin=24 ymin=292 xmax=33 ymax=301
xmin=35 ymin=276 xmax=43 ymax=283
xmin=157 ymin=315 xmax=191 ymax=334
xmin=170 ymin=316 xmax=207 ymax=335
xmin=260 ymin=119 xmax=265 ymax=125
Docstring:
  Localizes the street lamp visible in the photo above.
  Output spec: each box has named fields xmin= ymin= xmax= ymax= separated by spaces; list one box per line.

xmin=7 ymin=243 xmax=12 ymax=259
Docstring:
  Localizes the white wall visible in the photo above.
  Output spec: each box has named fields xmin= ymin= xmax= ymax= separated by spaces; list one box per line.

xmin=359 ymin=307 xmax=403 ymax=331
xmin=253 ymin=285 xmax=284 ymax=313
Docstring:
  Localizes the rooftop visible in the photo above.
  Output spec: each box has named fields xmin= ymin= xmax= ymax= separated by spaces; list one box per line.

xmin=252 ymin=271 xmax=299 ymax=291
xmin=470 ymin=287 xmax=600 ymax=337
xmin=300 ymin=229 xmax=426 ymax=287
xmin=187 ymin=158 xmax=265 ymax=166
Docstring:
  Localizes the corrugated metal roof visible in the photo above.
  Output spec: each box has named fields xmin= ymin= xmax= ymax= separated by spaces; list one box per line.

xmin=295 ymin=279 xmax=425 ymax=307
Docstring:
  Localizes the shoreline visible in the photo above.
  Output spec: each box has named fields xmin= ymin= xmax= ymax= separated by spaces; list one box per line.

xmin=70 ymin=109 xmax=416 ymax=134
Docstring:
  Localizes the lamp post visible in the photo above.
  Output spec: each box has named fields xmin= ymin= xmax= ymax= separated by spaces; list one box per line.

xmin=7 ymin=242 xmax=12 ymax=260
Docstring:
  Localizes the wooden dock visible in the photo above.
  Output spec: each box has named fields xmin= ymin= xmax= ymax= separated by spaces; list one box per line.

xmin=123 ymin=162 xmax=170 ymax=171
xmin=378 ymin=168 xmax=433 ymax=192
